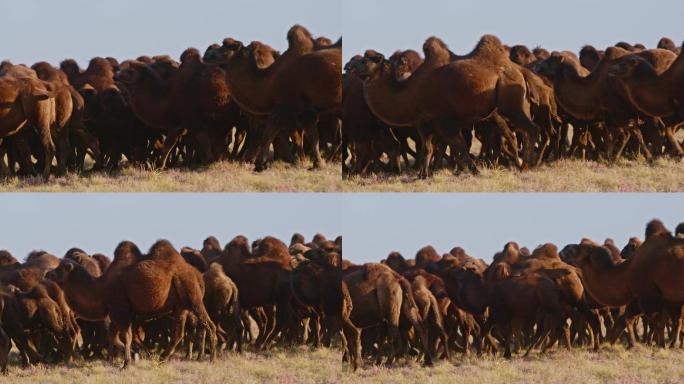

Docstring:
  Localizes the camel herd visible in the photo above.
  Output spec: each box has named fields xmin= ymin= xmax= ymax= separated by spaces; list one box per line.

xmin=335 ymin=219 xmax=684 ymax=370
xmin=0 ymin=25 xmax=342 ymax=180
xmin=0 ymin=232 xmax=341 ymax=371
xmin=343 ymin=36 xmax=684 ymax=177
xmin=2 ymin=220 xmax=682 ymax=372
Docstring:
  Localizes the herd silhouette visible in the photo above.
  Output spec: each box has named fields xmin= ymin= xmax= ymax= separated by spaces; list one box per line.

xmin=0 ymin=220 xmax=683 ymax=371
xmin=344 ymin=36 xmax=684 ymax=177
xmin=0 ymin=25 xmax=342 ymax=180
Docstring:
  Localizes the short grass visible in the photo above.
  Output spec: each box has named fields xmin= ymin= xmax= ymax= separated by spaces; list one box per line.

xmin=2 ymin=345 xmax=683 ymax=384
xmin=343 ymin=158 xmax=684 ymax=192
xmin=0 ymin=161 xmax=342 ymax=192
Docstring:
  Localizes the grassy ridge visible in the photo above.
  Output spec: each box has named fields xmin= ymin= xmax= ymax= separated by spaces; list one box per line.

xmin=1 ymin=346 xmax=682 ymax=384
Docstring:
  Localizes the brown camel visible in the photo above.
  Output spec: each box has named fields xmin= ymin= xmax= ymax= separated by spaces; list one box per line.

xmin=570 ymin=220 xmax=684 ymax=348
xmin=359 ymin=35 xmax=539 ymax=176
xmin=537 ymin=47 xmax=677 ymax=161
xmin=203 ymin=25 xmax=342 ymax=170
xmin=342 ymin=263 xmax=432 ymax=369
xmin=203 ymin=263 xmax=243 ymax=352
xmin=608 ymin=46 xmax=684 ymax=153
xmin=0 ymin=64 xmax=56 ymax=179
xmin=48 ymin=240 xmax=217 ymax=368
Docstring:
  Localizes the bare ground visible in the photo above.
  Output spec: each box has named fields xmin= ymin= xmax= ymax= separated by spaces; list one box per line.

xmin=2 ymin=345 xmax=683 ymax=384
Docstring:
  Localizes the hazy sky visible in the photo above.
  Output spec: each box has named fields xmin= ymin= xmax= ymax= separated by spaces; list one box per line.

xmin=0 ymin=194 xmax=341 ymax=261
xmin=341 ymin=194 xmax=683 ymax=263
xmin=0 ymin=193 xmax=680 ymax=264
xmin=343 ymin=0 xmax=683 ymax=63
xmin=0 ymin=0 xmax=340 ymax=66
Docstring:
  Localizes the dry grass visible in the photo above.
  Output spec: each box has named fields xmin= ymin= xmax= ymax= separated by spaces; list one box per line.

xmin=0 ymin=161 xmax=342 ymax=192
xmin=343 ymin=158 xmax=684 ymax=192
xmin=2 ymin=345 xmax=683 ymax=384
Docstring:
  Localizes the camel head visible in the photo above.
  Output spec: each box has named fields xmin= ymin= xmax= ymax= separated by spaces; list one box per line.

xmin=247 ymin=41 xmax=279 ymax=69
xmin=570 ymin=239 xmax=617 ymax=270
xmin=607 ymin=55 xmax=654 ymax=82
xmin=509 ymin=45 xmax=535 ymax=66
xmin=533 ymin=52 xmax=565 ymax=78
xmin=357 ymin=50 xmax=388 ymax=81
xmin=620 ymin=237 xmax=642 ymax=259
xmin=203 ymin=38 xmax=245 ymax=65
xmin=389 ymin=50 xmax=423 ymax=82
xmin=343 ymin=55 xmax=363 ymax=74
xmin=45 ymin=259 xmax=78 ymax=284
xmin=0 ymin=250 xmax=19 ymax=269
xmin=676 ymin=223 xmax=684 ymax=238
xmin=113 ymin=60 xmax=154 ymax=86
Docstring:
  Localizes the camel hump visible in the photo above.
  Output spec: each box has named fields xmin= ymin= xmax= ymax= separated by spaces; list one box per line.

xmin=645 ymin=219 xmax=671 ymax=240
xmin=604 ymin=46 xmax=630 ymax=61
xmin=469 ymin=34 xmax=508 ymax=63
xmin=422 ymin=36 xmax=451 ymax=61
xmin=286 ymin=24 xmax=314 ymax=53
xmin=146 ymin=239 xmax=182 ymax=262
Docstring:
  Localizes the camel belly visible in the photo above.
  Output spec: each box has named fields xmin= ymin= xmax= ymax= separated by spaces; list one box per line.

xmin=421 ymin=69 xmax=498 ymax=121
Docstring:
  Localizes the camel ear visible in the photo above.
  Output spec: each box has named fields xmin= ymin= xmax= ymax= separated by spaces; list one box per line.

xmin=64 ymin=262 xmax=75 ymax=272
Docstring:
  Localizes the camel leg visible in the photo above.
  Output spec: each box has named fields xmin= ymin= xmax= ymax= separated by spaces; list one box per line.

xmin=54 ymin=128 xmax=71 ymax=176
xmin=160 ymin=309 xmax=187 ymax=361
xmin=663 ymin=123 xmax=684 ymax=158
xmin=491 ymin=113 xmax=522 ymax=169
xmin=0 ymin=327 xmax=8 ymax=374
xmin=195 ymin=309 xmax=217 ymax=361
xmin=417 ymin=123 xmax=435 ymax=179
xmin=300 ymin=111 xmax=323 ymax=169
xmin=630 ymin=126 xmax=654 ymax=162
xmin=342 ymin=318 xmax=361 ymax=371
xmin=157 ymin=127 xmax=187 ymax=170
xmin=254 ymin=116 xmax=284 ymax=172
xmin=122 ymin=324 xmax=133 ymax=369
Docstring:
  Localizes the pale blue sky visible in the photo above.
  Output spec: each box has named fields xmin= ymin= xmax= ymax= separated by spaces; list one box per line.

xmin=341 ymin=194 xmax=683 ymax=263
xmin=0 ymin=0 xmax=340 ymax=67
xmin=343 ymin=0 xmax=683 ymax=63
xmin=0 ymin=194 xmax=341 ymax=261
xmin=0 ymin=194 xmax=680 ymax=264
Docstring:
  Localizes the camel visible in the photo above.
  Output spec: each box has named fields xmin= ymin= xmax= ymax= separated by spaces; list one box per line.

xmin=569 ymin=221 xmax=684 ymax=348
xmin=342 ymin=263 xmax=432 ymax=369
xmin=203 ymin=25 xmax=342 ymax=170
xmin=215 ymin=236 xmax=293 ymax=349
xmin=536 ymin=47 xmax=678 ymax=161
xmin=0 ymin=64 xmax=56 ymax=179
xmin=47 ymin=240 xmax=217 ymax=368
xmin=607 ymin=45 xmax=684 ymax=155
xmin=358 ymin=35 xmax=539 ymax=176
xmin=203 ymin=263 xmax=243 ymax=352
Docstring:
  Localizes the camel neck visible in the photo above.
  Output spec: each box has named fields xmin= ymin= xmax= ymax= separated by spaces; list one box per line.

xmin=221 ymin=58 xmax=275 ymax=116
